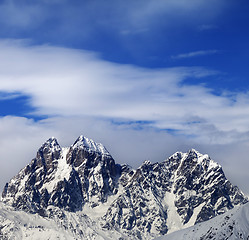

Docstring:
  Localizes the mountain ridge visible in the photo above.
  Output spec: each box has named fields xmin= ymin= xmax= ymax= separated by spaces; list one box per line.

xmin=1 ymin=135 xmax=248 ymax=239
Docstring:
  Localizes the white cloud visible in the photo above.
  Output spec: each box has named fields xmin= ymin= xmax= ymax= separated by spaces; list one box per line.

xmin=171 ymin=50 xmax=219 ymax=59
xmin=0 ymin=40 xmax=249 ymax=194
xmin=0 ymin=40 xmax=247 ymax=142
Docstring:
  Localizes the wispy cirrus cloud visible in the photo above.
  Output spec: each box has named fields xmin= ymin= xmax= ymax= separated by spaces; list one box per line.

xmin=0 ymin=91 xmax=23 ymax=100
xmin=171 ymin=50 xmax=219 ymax=60
xmin=0 ymin=0 xmax=231 ymax=41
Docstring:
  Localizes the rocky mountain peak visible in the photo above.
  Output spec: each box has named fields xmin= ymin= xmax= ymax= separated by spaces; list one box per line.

xmin=38 ymin=137 xmax=61 ymax=156
xmin=28 ymin=137 xmax=61 ymax=176
xmin=43 ymin=136 xmax=60 ymax=149
xmin=171 ymin=149 xmax=220 ymax=174
xmin=72 ymin=135 xmax=110 ymax=156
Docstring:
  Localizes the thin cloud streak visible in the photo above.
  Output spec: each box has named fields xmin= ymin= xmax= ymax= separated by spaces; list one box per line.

xmin=171 ymin=50 xmax=219 ymax=59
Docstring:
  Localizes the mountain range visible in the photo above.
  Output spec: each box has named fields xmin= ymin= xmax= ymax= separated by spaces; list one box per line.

xmin=0 ymin=136 xmax=248 ymax=239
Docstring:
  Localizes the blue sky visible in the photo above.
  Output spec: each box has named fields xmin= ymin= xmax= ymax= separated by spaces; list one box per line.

xmin=0 ymin=0 xmax=249 ymax=194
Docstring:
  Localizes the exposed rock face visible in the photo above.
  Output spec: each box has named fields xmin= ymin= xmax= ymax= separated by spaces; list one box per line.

xmin=1 ymin=137 xmax=248 ymax=239
xmin=2 ymin=136 xmax=121 ymax=213
xmin=102 ymin=150 xmax=247 ymax=238
xmin=66 ymin=136 xmax=120 ymax=206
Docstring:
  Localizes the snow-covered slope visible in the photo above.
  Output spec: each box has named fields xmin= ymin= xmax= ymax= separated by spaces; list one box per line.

xmin=0 ymin=201 xmax=123 ymax=240
xmin=155 ymin=202 xmax=249 ymax=240
xmin=1 ymin=136 xmax=248 ymax=239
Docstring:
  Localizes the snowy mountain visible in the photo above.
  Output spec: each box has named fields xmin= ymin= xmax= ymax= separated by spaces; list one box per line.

xmin=155 ymin=202 xmax=249 ymax=240
xmin=1 ymin=136 xmax=248 ymax=239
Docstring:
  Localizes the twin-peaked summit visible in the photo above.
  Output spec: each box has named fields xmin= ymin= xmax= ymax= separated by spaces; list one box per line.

xmin=1 ymin=136 xmax=248 ymax=239
xmin=2 ymin=136 xmax=120 ymax=212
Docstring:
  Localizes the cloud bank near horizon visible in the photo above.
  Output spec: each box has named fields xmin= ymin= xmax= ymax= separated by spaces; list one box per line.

xmin=1 ymin=115 xmax=249 ymax=196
